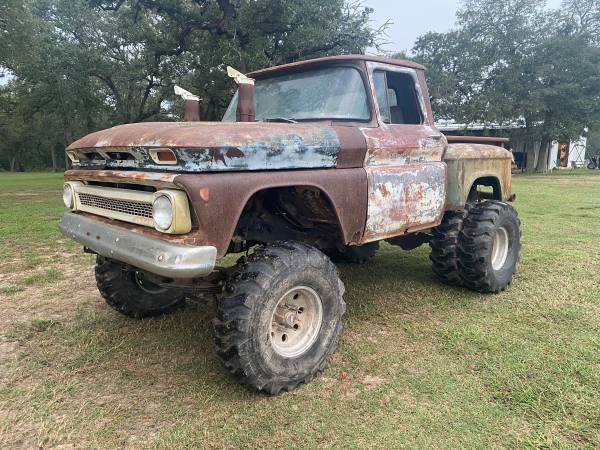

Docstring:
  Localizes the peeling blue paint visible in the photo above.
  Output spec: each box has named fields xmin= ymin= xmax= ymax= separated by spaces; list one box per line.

xmin=72 ymin=128 xmax=341 ymax=172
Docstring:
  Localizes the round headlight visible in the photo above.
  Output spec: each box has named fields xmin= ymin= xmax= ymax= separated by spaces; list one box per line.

xmin=153 ymin=195 xmax=173 ymax=231
xmin=63 ymin=184 xmax=74 ymax=209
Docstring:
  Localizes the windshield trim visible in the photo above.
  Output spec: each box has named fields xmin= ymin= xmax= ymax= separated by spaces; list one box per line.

xmin=223 ymin=65 xmax=373 ymax=123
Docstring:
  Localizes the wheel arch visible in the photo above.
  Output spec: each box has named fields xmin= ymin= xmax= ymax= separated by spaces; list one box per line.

xmin=467 ymin=175 xmax=503 ymax=202
xmin=231 ymin=183 xmax=348 ymax=250
xmin=174 ymin=169 xmax=368 ymax=257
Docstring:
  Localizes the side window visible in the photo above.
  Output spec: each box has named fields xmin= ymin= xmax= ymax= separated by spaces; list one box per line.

xmin=373 ymin=70 xmax=423 ymax=125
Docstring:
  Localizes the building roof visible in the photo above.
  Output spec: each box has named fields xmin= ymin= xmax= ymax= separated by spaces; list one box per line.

xmin=248 ymin=54 xmax=425 ymax=78
xmin=436 ymin=119 xmax=525 ymax=132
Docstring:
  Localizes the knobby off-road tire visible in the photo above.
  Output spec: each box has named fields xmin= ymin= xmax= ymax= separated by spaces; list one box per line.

xmin=429 ymin=210 xmax=468 ymax=286
xmin=458 ymin=201 xmax=521 ymax=293
xmin=95 ymin=256 xmax=186 ymax=318
xmin=213 ymin=241 xmax=346 ymax=395
xmin=325 ymin=242 xmax=379 ymax=264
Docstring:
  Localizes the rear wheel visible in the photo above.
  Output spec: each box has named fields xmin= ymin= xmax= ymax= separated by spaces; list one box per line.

xmin=95 ymin=256 xmax=186 ymax=318
xmin=429 ymin=210 xmax=467 ymax=285
xmin=458 ymin=201 xmax=521 ymax=293
xmin=588 ymin=161 xmax=597 ymax=170
xmin=213 ymin=242 xmax=345 ymax=395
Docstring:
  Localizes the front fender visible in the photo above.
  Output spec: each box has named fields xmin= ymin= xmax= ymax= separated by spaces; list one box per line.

xmin=174 ymin=169 xmax=368 ymax=257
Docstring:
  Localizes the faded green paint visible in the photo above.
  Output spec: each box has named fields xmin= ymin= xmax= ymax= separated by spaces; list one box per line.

xmin=444 ymin=144 xmax=513 ymax=209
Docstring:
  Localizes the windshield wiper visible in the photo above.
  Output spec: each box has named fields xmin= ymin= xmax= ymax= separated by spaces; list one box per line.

xmin=262 ymin=117 xmax=298 ymax=123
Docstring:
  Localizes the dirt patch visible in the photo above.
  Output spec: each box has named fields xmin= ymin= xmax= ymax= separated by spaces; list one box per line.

xmin=0 ymin=255 xmax=98 ymax=329
xmin=360 ymin=375 xmax=386 ymax=389
xmin=0 ymin=340 xmax=19 ymax=364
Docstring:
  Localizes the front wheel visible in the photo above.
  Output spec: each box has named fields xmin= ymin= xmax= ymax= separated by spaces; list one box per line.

xmin=213 ymin=242 xmax=345 ymax=395
xmin=95 ymin=256 xmax=186 ymax=318
xmin=588 ymin=161 xmax=597 ymax=170
xmin=458 ymin=201 xmax=521 ymax=293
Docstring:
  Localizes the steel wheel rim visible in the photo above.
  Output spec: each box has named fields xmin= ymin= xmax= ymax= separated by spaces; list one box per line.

xmin=491 ymin=226 xmax=510 ymax=270
xmin=269 ymin=286 xmax=323 ymax=358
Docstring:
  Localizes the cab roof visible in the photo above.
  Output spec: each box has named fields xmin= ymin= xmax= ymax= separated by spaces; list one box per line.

xmin=248 ymin=54 xmax=425 ymax=78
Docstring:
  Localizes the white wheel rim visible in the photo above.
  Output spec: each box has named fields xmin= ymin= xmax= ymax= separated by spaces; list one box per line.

xmin=269 ymin=286 xmax=323 ymax=358
xmin=491 ymin=226 xmax=510 ymax=271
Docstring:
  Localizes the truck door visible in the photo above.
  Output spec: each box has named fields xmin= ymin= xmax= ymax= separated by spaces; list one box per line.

xmin=360 ymin=62 xmax=447 ymax=243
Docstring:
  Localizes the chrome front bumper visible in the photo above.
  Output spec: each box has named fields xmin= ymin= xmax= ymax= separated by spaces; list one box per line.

xmin=59 ymin=212 xmax=217 ymax=278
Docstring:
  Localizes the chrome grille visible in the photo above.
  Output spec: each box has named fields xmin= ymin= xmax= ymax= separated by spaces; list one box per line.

xmin=78 ymin=193 xmax=153 ymax=219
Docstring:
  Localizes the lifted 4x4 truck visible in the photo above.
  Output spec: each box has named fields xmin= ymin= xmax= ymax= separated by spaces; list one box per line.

xmin=59 ymin=55 xmax=521 ymax=395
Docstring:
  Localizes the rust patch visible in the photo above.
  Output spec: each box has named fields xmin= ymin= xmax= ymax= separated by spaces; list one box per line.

xmin=444 ymin=143 xmax=512 ymax=161
xmin=199 ymin=187 xmax=210 ymax=203
xmin=64 ymin=170 xmax=177 ymax=187
xmin=361 ymin=125 xmax=447 ymax=166
xmin=225 ymin=147 xmax=245 ymax=159
xmin=445 ymin=135 xmax=510 ymax=146
xmin=363 ymin=163 xmax=447 ymax=242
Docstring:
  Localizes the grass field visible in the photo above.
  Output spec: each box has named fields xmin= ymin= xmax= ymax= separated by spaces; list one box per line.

xmin=1 ymin=171 xmax=599 ymax=448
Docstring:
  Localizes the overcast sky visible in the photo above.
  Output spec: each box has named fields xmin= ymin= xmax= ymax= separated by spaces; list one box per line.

xmin=364 ymin=0 xmax=563 ymax=54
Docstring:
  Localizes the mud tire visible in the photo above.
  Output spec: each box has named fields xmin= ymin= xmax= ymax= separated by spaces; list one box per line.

xmin=325 ymin=242 xmax=379 ymax=264
xmin=429 ymin=210 xmax=467 ymax=285
xmin=458 ymin=201 xmax=521 ymax=293
xmin=95 ymin=256 xmax=186 ymax=318
xmin=213 ymin=241 xmax=345 ymax=395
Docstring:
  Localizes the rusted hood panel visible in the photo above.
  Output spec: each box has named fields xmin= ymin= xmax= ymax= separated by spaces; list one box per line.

xmin=67 ymin=122 xmax=366 ymax=172
xmin=444 ymin=144 xmax=512 ymax=161
xmin=68 ymin=122 xmax=337 ymax=149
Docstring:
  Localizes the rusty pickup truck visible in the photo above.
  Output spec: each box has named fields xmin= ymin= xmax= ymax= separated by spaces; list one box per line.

xmin=59 ymin=55 xmax=521 ymax=394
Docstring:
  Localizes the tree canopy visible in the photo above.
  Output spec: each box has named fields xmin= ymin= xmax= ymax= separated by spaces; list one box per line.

xmin=1 ymin=0 xmax=599 ymax=172
xmin=0 ymin=0 xmax=383 ymax=170
xmin=413 ymin=0 xmax=600 ymax=164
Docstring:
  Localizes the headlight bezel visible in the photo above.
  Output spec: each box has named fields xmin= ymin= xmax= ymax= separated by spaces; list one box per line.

xmin=152 ymin=190 xmax=192 ymax=234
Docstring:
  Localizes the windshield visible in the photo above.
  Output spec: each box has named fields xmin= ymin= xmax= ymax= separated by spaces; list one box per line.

xmin=223 ymin=66 xmax=370 ymax=122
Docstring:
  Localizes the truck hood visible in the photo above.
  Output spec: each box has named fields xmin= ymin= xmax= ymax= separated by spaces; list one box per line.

xmin=67 ymin=121 xmax=364 ymax=172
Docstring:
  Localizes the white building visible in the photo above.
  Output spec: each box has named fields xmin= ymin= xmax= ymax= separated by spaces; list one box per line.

xmin=436 ymin=120 xmax=588 ymax=171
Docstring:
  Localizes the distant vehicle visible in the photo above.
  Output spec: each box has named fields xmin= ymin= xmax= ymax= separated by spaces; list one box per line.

xmin=59 ymin=55 xmax=521 ymax=394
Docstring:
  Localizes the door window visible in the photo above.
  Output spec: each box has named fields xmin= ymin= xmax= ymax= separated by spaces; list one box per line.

xmin=373 ymin=70 xmax=423 ymax=125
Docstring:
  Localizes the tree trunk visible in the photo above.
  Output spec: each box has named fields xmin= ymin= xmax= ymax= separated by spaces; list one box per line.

xmin=64 ymin=121 xmax=74 ymax=170
xmin=50 ymin=147 xmax=58 ymax=172
xmin=9 ymin=156 xmax=16 ymax=172
xmin=536 ymin=140 xmax=551 ymax=173
xmin=525 ymin=141 xmax=540 ymax=173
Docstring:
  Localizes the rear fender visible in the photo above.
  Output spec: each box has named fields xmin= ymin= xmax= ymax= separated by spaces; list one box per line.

xmin=444 ymin=144 xmax=513 ymax=209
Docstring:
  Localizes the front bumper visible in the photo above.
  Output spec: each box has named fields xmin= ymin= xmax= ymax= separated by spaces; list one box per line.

xmin=59 ymin=212 xmax=217 ymax=278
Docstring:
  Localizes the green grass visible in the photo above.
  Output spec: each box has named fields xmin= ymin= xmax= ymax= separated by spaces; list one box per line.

xmin=1 ymin=171 xmax=599 ymax=448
